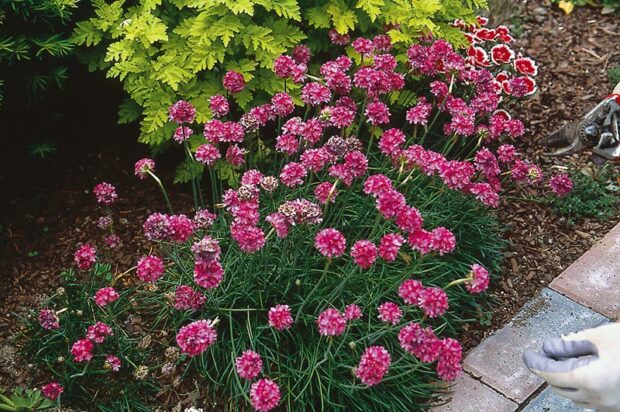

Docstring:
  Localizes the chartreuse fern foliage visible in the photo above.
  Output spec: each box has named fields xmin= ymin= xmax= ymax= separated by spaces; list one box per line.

xmin=0 ymin=0 xmax=78 ymax=106
xmin=73 ymin=0 xmax=487 ymax=150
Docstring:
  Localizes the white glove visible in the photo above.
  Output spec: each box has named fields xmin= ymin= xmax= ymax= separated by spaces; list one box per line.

xmin=613 ymin=82 xmax=620 ymax=95
xmin=523 ymin=323 xmax=620 ymax=412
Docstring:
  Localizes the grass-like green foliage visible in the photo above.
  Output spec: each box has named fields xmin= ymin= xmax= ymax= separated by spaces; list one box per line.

xmin=72 ymin=0 xmax=487 ymax=149
xmin=550 ymin=167 xmax=619 ymax=223
xmin=22 ymin=176 xmax=503 ymax=411
xmin=608 ymin=64 xmax=620 ymax=86
xmin=0 ymin=0 xmax=77 ymax=107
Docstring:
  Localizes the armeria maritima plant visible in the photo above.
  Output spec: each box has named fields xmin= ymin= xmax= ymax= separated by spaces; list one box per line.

xmin=25 ymin=19 xmax=569 ymax=411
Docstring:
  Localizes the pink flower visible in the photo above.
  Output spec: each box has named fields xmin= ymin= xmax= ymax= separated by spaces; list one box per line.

xmin=39 ymin=308 xmax=59 ymax=330
xmin=436 ymin=338 xmax=463 ymax=381
xmin=105 ymin=354 xmax=121 ymax=371
xmin=474 ymin=148 xmax=500 ymax=178
xmin=136 ymin=255 xmax=165 ymax=282
xmin=278 ymin=162 xmax=307 ymax=187
xmin=317 ymin=308 xmax=347 ymax=336
xmin=275 ymin=134 xmax=299 ymax=155
xmin=266 ymin=213 xmax=290 ymax=239
xmin=271 ymin=92 xmax=295 ymax=117
xmin=363 ymin=174 xmax=393 ymax=197
xmin=408 ymin=229 xmax=433 ymax=255
xmin=406 ymin=97 xmax=433 ymax=125
xmin=168 ymin=100 xmax=196 ymax=124
xmin=230 ymin=223 xmax=265 ymax=253
xmin=134 ymin=158 xmax=155 ymax=179
xmin=41 ymin=382 xmax=63 ymax=400
xmin=192 ymin=236 xmax=221 ymax=263
xmin=328 ymin=28 xmax=350 ymax=45
xmin=194 ymin=259 xmax=224 ymax=289
xmin=439 ymin=160 xmax=474 ymax=190
xmin=250 ymin=379 xmax=281 ymax=412
xmin=356 ymin=346 xmax=391 ymax=386
xmin=549 ymin=174 xmax=573 ymax=197
xmin=273 ymin=55 xmax=296 ymax=78
xmin=268 ymin=304 xmax=293 ymax=331
xmin=203 ymin=119 xmax=224 ymax=143
xmin=94 ymin=287 xmax=119 ymax=307
xmin=220 ymin=121 xmax=245 ymax=143
xmin=418 ymin=287 xmax=449 ymax=318
xmin=242 ymin=170 xmax=264 ymax=186
xmin=223 ymin=70 xmax=245 ymax=93
xmin=327 ymin=106 xmax=356 ymax=128
xmin=377 ymin=302 xmax=402 ymax=325
xmin=506 ymin=119 xmax=525 ymax=138
xmin=376 ymin=190 xmax=406 ymax=219
xmin=292 ymin=44 xmax=311 ymax=64
xmin=104 ymin=234 xmax=121 ymax=249
xmin=350 ymin=240 xmax=377 ymax=269
xmin=373 ymin=34 xmax=392 ymax=52
xmin=236 ymin=350 xmax=263 ymax=380
xmin=398 ymin=279 xmax=425 ymax=305
xmin=378 ymin=233 xmax=404 ymax=261
xmin=86 ymin=321 xmax=113 ymax=344
xmin=226 ymin=144 xmax=247 ymax=167
xmin=431 ymin=227 xmax=456 ymax=255
xmin=71 ymin=338 xmax=94 ymax=362
xmin=379 ymin=128 xmax=405 ymax=159
xmin=93 ymin=182 xmax=117 ymax=205
xmin=398 ymin=323 xmax=441 ymax=363
xmin=315 ymin=228 xmax=346 ymax=258
xmin=469 ymin=183 xmax=499 ymax=208
xmin=395 ymin=206 xmax=423 ymax=234
xmin=301 ymin=82 xmax=331 ymax=106
xmin=176 ymin=319 xmax=217 ymax=357
xmin=74 ymin=244 xmax=97 ymax=270
xmin=344 ymin=304 xmax=362 ymax=320
xmin=168 ymin=214 xmax=195 ymax=242
xmin=365 ymin=101 xmax=390 ymax=125
xmin=497 ymin=144 xmax=516 ymax=163
xmin=196 ymin=144 xmax=221 ymax=166
xmin=209 ymin=95 xmax=229 ymax=117
xmin=173 ymin=126 xmax=193 ymax=143
xmin=352 ymin=37 xmax=374 ymax=55
xmin=314 ymin=181 xmax=338 ymax=204
xmin=466 ymin=264 xmax=490 ymax=294
xmin=174 ymin=285 xmax=206 ymax=311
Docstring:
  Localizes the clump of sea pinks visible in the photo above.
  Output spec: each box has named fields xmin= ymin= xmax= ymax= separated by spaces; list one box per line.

xmin=33 ymin=17 xmax=571 ymax=411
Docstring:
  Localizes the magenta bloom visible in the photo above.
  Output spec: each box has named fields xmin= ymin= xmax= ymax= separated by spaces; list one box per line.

xmin=377 ymin=302 xmax=402 ymax=325
xmin=292 ymin=44 xmax=311 ymax=64
xmin=173 ymin=126 xmax=193 ymax=143
xmin=408 ymin=229 xmax=434 ymax=255
xmin=105 ymin=354 xmax=122 ymax=371
xmin=301 ymin=82 xmax=331 ymax=106
xmin=365 ymin=101 xmax=390 ymax=125
xmin=436 ymin=338 xmax=463 ymax=381
xmin=250 ymin=378 xmax=281 ymax=412
xmin=271 ymin=92 xmax=295 ymax=117
xmin=466 ymin=264 xmax=490 ymax=294
xmin=223 ymin=70 xmax=245 ymax=93
xmin=344 ymin=304 xmax=362 ymax=320
xmin=279 ymin=162 xmax=307 ymax=187
xmin=194 ymin=209 xmax=217 ymax=229
xmin=136 ymin=255 xmax=165 ymax=283
xmin=266 ymin=213 xmax=290 ymax=239
xmin=168 ymin=214 xmax=195 ymax=243
xmin=168 ymin=100 xmax=196 ymax=124
xmin=418 ymin=287 xmax=449 ymax=318
xmin=226 ymin=144 xmax=247 ymax=166
xmin=378 ymin=233 xmax=404 ymax=262
xmin=350 ymin=240 xmax=377 ymax=269
xmin=174 ymin=285 xmax=206 ymax=311
xmin=273 ymin=55 xmax=296 ymax=78
xmin=230 ymin=223 xmax=266 ymax=253
xmin=315 ymin=228 xmax=346 ymax=258
xmin=209 ymin=94 xmax=229 ymax=117
xmin=194 ymin=260 xmax=224 ymax=289
xmin=314 ymin=181 xmax=338 ymax=205
xmin=275 ymin=133 xmax=299 ymax=155
xmin=71 ymin=338 xmax=94 ymax=362
xmin=94 ymin=287 xmax=120 ymax=307
xmin=268 ymin=304 xmax=293 ymax=331
xmin=41 ymin=381 xmax=63 ymax=400
xmin=376 ymin=190 xmax=406 ymax=219
xmin=39 ymin=308 xmax=59 ymax=330
xmin=104 ymin=233 xmax=121 ymax=249
xmin=74 ymin=244 xmax=97 ymax=270
xmin=363 ymin=174 xmax=393 ymax=197
xmin=192 ymin=236 xmax=221 ymax=263
xmin=497 ymin=144 xmax=516 ymax=163
xmin=236 ymin=350 xmax=263 ymax=380
xmin=196 ymin=144 xmax=221 ymax=166
xmin=549 ymin=174 xmax=573 ymax=197
xmin=356 ymin=346 xmax=391 ymax=386
xmin=398 ymin=279 xmax=425 ymax=305
xmin=176 ymin=319 xmax=217 ymax=357
xmin=143 ymin=213 xmax=171 ymax=241
xmin=93 ymin=182 xmax=117 ymax=205
xmin=86 ymin=321 xmax=113 ymax=344
xmin=317 ymin=308 xmax=347 ymax=336
xmin=406 ymin=97 xmax=433 ymax=125
xmin=379 ymin=128 xmax=405 ymax=159
xmin=134 ymin=158 xmax=155 ymax=179
xmin=431 ymin=227 xmax=456 ymax=255
xmin=398 ymin=323 xmax=441 ymax=363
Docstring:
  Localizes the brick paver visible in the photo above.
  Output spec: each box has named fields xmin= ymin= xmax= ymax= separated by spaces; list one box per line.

xmin=463 ymin=288 xmax=608 ymax=403
xmin=430 ymin=373 xmax=517 ymax=412
xmin=550 ymin=222 xmax=620 ymax=319
xmin=521 ymin=386 xmax=585 ymax=412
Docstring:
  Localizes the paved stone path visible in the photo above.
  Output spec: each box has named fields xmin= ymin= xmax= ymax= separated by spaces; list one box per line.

xmin=432 ymin=222 xmax=620 ymax=411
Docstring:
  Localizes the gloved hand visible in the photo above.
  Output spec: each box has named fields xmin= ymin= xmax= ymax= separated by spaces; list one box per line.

xmin=523 ymin=323 xmax=620 ymax=412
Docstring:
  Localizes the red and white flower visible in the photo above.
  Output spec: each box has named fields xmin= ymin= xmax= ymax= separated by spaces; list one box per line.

xmin=490 ymin=44 xmax=515 ymax=65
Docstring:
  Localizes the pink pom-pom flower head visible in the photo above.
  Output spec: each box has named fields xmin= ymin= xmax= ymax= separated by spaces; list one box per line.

xmin=250 ymin=378 xmax=281 ymax=412
xmin=176 ymin=319 xmax=217 ymax=357
xmin=268 ymin=304 xmax=293 ymax=331
xmin=356 ymin=346 xmax=391 ymax=386
xmin=41 ymin=381 xmax=63 ymax=400
xmin=236 ymin=350 xmax=263 ymax=380
xmin=315 ymin=228 xmax=346 ymax=258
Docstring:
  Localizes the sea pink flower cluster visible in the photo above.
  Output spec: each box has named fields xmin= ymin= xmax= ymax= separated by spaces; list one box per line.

xmin=250 ymin=378 xmax=281 ymax=412
xmin=93 ymin=182 xmax=117 ymax=205
xmin=86 ymin=321 xmax=113 ymax=343
xmin=236 ymin=350 xmax=263 ymax=380
xmin=315 ymin=228 xmax=346 ymax=258
xmin=105 ymin=354 xmax=122 ymax=371
xmin=317 ymin=308 xmax=347 ymax=336
xmin=136 ymin=255 xmax=165 ymax=283
xmin=134 ymin=158 xmax=155 ymax=179
xmin=174 ymin=285 xmax=206 ymax=311
xmin=355 ymin=345 xmax=391 ymax=386
xmin=268 ymin=304 xmax=293 ymax=331
xmin=41 ymin=381 xmax=64 ymax=400
xmin=169 ymin=100 xmax=196 ymax=124
xmin=71 ymin=338 xmax=94 ymax=362
xmin=548 ymin=174 xmax=573 ymax=197
xmin=398 ymin=279 xmax=449 ymax=318
xmin=377 ymin=302 xmax=402 ymax=325
xmin=39 ymin=308 xmax=60 ymax=330
xmin=466 ymin=264 xmax=490 ymax=294
xmin=143 ymin=213 xmax=195 ymax=242
xmin=94 ymin=287 xmax=119 ymax=307
xmin=74 ymin=244 xmax=97 ymax=270
xmin=175 ymin=319 xmax=217 ymax=357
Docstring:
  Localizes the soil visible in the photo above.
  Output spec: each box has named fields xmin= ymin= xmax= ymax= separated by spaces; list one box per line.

xmin=1 ymin=0 xmax=619 ymax=397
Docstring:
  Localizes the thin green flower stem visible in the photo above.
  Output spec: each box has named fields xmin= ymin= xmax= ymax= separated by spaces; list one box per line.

xmin=183 ymin=140 xmax=200 ymax=211
xmin=444 ymin=277 xmax=469 ymax=289
xmin=295 ymin=258 xmax=331 ymax=322
xmin=146 ymin=170 xmax=174 ymax=214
